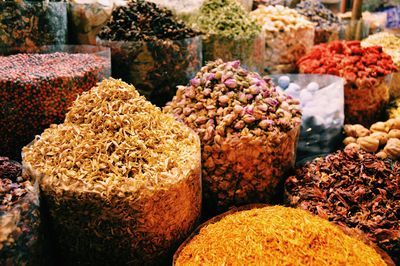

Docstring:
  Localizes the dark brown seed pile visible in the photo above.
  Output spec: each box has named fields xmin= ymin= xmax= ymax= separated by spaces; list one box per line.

xmin=285 ymin=147 xmax=400 ymax=264
xmin=98 ymin=0 xmax=198 ymax=42
xmin=0 ymin=157 xmax=21 ymax=182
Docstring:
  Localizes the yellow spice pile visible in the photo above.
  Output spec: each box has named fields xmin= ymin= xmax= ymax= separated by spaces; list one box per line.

xmin=175 ymin=206 xmax=387 ymax=266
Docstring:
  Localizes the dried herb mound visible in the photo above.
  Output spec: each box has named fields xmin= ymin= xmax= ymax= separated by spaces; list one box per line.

xmin=22 ymin=78 xmax=201 ymax=265
xmin=1 ymin=158 xmax=40 ymax=265
xmin=175 ymin=206 xmax=388 ymax=265
xmin=0 ymin=51 xmax=110 ymax=160
xmin=285 ymin=148 xmax=400 ymax=264
xmin=164 ymin=60 xmax=301 ymax=213
xmin=98 ymin=0 xmax=198 ymax=42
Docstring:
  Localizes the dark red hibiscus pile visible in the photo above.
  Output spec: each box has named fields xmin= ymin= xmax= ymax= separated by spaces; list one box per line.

xmin=297 ymin=40 xmax=398 ymax=88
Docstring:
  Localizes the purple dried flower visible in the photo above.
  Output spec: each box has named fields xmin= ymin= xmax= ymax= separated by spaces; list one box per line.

xmin=206 ymin=73 xmax=216 ymax=81
xmin=190 ymin=78 xmax=200 ymax=87
xmin=229 ymin=60 xmax=241 ymax=69
xmin=224 ymin=78 xmax=237 ymax=89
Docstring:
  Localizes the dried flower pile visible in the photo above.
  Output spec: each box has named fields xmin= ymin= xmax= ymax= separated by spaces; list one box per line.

xmin=295 ymin=0 xmax=341 ymax=44
xmin=22 ymin=78 xmax=201 ymax=265
xmin=0 ymin=51 xmax=110 ymax=160
xmin=285 ymin=148 xmax=400 ymax=264
xmin=164 ymin=60 xmax=301 ymax=213
xmin=343 ymin=118 xmax=400 ymax=160
xmin=298 ymin=40 xmax=397 ymax=126
xmin=174 ymin=206 xmax=389 ymax=265
xmin=251 ymin=5 xmax=315 ymax=73
xmin=98 ymin=0 xmax=201 ymax=106
xmin=1 ymin=157 xmax=40 ymax=265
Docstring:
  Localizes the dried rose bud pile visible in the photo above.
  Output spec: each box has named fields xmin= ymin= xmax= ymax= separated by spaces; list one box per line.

xmin=343 ymin=118 xmax=400 ymax=160
xmin=285 ymin=148 xmax=400 ymax=264
xmin=22 ymin=78 xmax=201 ymax=265
xmin=164 ymin=60 xmax=302 ymax=213
xmin=1 ymin=157 xmax=40 ymax=265
xmin=298 ymin=40 xmax=397 ymax=126
xmin=0 ymin=51 xmax=110 ymax=160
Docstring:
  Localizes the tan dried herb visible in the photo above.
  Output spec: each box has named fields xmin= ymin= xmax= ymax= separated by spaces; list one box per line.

xmin=22 ymin=78 xmax=201 ymax=265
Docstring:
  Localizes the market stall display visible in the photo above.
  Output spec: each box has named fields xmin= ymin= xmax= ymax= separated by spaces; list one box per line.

xmin=191 ymin=0 xmax=264 ymax=73
xmin=0 ymin=1 xmax=67 ymax=50
xmin=285 ymin=147 xmax=400 ymax=264
xmin=272 ymin=74 xmax=344 ymax=162
xmin=295 ymin=0 xmax=341 ymax=44
xmin=1 ymin=157 xmax=40 ymax=265
xmin=343 ymin=118 xmax=400 ymax=159
xmin=22 ymin=79 xmax=202 ymax=265
xmin=174 ymin=205 xmax=392 ymax=265
xmin=164 ymin=60 xmax=302 ymax=214
xmin=298 ymin=40 xmax=397 ymax=127
xmin=0 ymin=45 xmax=110 ymax=160
xmin=98 ymin=0 xmax=202 ymax=107
xmin=251 ymin=5 xmax=315 ymax=74
xmin=362 ymin=32 xmax=400 ymax=97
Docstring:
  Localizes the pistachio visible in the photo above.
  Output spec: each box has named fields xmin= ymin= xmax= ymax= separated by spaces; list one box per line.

xmin=370 ymin=132 xmax=388 ymax=146
xmin=375 ymin=151 xmax=388 ymax=159
xmin=370 ymin=122 xmax=390 ymax=133
xmin=357 ymin=136 xmax=379 ymax=153
xmin=388 ymin=129 xmax=400 ymax=139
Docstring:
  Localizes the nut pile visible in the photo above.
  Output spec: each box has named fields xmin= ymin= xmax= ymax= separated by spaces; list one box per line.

xmin=285 ymin=147 xmax=400 ymax=264
xmin=22 ymin=78 xmax=201 ymax=265
xmin=175 ymin=206 xmax=389 ymax=266
xmin=295 ymin=0 xmax=341 ymax=44
xmin=251 ymin=5 xmax=315 ymax=73
xmin=343 ymin=118 xmax=400 ymax=160
xmin=164 ymin=60 xmax=302 ymax=213
xmin=1 ymin=157 xmax=40 ymax=266
xmin=0 ymin=51 xmax=110 ymax=160
xmin=298 ymin=40 xmax=397 ymax=126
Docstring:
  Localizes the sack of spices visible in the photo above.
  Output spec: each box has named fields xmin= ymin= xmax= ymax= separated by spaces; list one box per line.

xmin=251 ymin=5 xmax=315 ymax=74
xmin=298 ymin=40 xmax=398 ymax=127
xmin=1 ymin=157 xmax=41 ymax=266
xmin=0 ymin=45 xmax=110 ymax=160
xmin=22 ymin=79 xmax=202 ymax=265
xmin=191 ymin=0 xmax=265 ymax=73
xmin=164 ymin=60 xmax=302 ymax=214
xmin=97 ymin=0 xmax=202 ymax=107
xmin=285 ymin=147 xmax=400 ymax=264
xmin=174 ymin=205 xmax=394 ymax=265
xmin=0 ymin=0 xmax=67 ymax=50
xmin=68 ymin=0 xmax=114 ymax=45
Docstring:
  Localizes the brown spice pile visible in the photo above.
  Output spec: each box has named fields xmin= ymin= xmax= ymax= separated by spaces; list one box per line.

xmin=22 ymin=78 xmax=201 ymax=265
xmin=285 ymin=148 xmax=400 ymax=264
xmin=175 ymin=206 xmax=388 ymax=265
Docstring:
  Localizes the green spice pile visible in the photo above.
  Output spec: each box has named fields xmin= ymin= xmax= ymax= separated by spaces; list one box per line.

xmin=22 ymin=78 xmax=201 ymax=265
xmin=164 ymin=60 xmax=302 ymax=213
xmin=1 ymin=157 xmax=40 ymax=266
xmin=285 ymin=148 xmax=400 ymax=264
xmin=0 ymin=51 xmax=110 ymax=160
xmin=175 ymin=206 xmax=389 ymax=266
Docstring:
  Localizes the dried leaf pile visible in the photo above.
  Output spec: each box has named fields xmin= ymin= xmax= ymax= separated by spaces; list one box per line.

xmin=164 ymin=60 xmax=301 ymax=213
xmin=175 ymin=206 xmax=388 ymax=266
xmin=285 ymin=148 xmax=400 ymax=264
xmin=22 ymin=78 xmax=201 ymax=265
xmin=1 ymin=157 xmax=40 ymax=265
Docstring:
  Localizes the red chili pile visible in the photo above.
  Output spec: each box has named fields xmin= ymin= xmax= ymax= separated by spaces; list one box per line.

xmin=0 ymin=52 xmax=109 ymax=160
xmin=297 ymin=40 xmax=397 ymax=88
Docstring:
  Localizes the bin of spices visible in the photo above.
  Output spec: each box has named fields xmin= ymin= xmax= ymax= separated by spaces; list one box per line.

xmin=362 ymin=32 xmax=400 ymax=98
xmin=298 ymin=40 xmax=397 ymax=127
xmin=271 ymin=74 xmax=344 ymax=163
xmin=285 ymin=147 xmax=400 ymax=265
xmin=0 ymin=0 xmax=67 ymax=50
xmin=295 ymin=0 xmax=341 ymax=44
xmin=0 ymin=45 xmax=110 ymax=160
xmin=1 ymin=157 xmax=41 ymax=266
xmin=22 ymin=79 xmax=202 ymax=265
xmin=174 ymin=205 xmax=393 ymax=265
xmin=97 ymin=0 xmax=202 ymax=107
xmin=164 ymin=60 xmax=302 ymax=214
xmin=190 ymin=0 xmax=265 ymax=73
xmin=251 ymin=5 xmax=315 ymax=74
xmin=342 ymin=118 xmax=400 ymax=160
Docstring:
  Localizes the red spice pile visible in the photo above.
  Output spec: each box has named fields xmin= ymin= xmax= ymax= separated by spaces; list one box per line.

xmin=0 ymin=52 xmax=109 ymax=159
xmin=297 ymin=40 xmax=397 ymax=88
